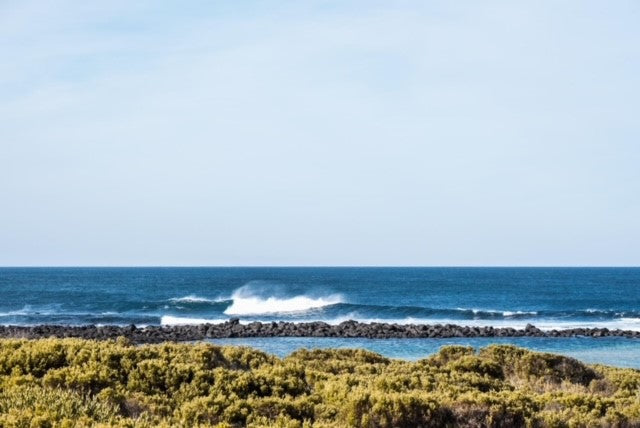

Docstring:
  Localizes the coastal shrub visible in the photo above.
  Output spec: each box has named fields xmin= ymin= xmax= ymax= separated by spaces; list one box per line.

xmin=479 ymin=345 xmax=600 ymax=387
xmin=0 ymin=339 xmax=640 ymax=427
xmin=446 ymin=355 xmax=504 ymax=379
xmin=0 ymin=384 xmax=121 ymax=426
xmin=344 ymin=391 xmax=448 ymax=427
xmin=422 ymin=345 xmax=476 ymax=367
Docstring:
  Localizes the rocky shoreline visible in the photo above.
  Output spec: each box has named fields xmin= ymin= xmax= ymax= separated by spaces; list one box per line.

xmin=1 ymin=320 xmax=639 ymax=343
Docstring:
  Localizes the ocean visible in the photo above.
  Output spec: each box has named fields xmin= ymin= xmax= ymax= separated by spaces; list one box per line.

xmin=2 ymin=267 xmax=640 ymax=366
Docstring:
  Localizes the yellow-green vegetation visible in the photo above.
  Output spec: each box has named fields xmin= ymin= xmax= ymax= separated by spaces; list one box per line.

xmin=1 ymin=339 xmax=640 ymax=427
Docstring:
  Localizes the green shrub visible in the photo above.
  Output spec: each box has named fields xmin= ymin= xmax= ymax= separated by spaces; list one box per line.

xmin=0 ymin=338 xmax=639 ymax=427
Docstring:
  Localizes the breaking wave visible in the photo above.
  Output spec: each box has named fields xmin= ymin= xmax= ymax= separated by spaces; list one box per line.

xmin=169 ymin=295 xmax=226 ymax=304
xmin=160 ymin=315 xmax=228 ymax=325
xmin=3 ymin=269 xmax=640 ymax=332
xmin=223 ymin=283 xmax=343 ymax=315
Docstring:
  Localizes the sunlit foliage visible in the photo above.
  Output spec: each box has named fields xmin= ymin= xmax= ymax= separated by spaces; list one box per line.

xmin=0 ymin=338 xmax=639 ymax=427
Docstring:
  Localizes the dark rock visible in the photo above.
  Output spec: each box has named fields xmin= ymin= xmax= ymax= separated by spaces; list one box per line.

xmin=0 ymin=321 xmax=637 ymax=343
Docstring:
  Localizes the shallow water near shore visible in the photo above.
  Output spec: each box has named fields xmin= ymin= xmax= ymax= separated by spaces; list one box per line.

xmin=208 ymin=336 xmax=640 ymax=368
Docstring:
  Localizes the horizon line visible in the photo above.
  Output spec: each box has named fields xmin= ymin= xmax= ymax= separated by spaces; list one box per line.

xmin=1 ymin=265 xmax=639 ymax=269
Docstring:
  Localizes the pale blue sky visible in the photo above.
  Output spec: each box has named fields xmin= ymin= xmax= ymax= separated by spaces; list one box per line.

xmin=1 ymin=1 xmax=639 ymax=266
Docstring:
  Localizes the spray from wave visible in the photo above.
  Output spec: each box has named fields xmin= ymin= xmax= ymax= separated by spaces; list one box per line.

xmin=223 ymin=282 xmax=343 ymax=315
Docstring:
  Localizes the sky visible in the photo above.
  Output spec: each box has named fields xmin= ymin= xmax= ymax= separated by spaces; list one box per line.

xmin=1 ymin=0 xmax=639 ymax=266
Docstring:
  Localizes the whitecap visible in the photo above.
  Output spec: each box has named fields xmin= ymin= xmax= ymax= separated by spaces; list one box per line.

xmin=224 ymin=295 xmax=343 ymax=315
xmin=169 ymin=295 xmax=224 ymax=304
xmin=502 ymin=311 xmax=538 ymax=317
xmin=456 ymin=308 xmax=537 ymax=317
xmin=160 ymin=315 xmax=229 ymax=325
xmin=223 ymin=283 xmax=343 ymax=315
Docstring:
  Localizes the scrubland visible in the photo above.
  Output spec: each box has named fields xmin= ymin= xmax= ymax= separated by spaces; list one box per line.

xmin=1 ymin=338 xmax=639 ymax=427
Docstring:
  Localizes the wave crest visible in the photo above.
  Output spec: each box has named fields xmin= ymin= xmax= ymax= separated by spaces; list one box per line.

xmin=461 ymin=308 xmax=538 ymax=317
xmin=169 ymin=295 xmax=225 ymax=304
xmin=223 ymin=283 xmax=343 ymax=315
xmin=161 ymin=315 xmax=228 ymax=325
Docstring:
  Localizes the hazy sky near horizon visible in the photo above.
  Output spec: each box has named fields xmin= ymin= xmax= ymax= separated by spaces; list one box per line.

xmin=1 ymin=1 xmax=639 ymax=266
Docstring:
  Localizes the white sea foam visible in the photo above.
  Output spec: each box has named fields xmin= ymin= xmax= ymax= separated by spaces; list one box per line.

xmin=0 ymin=304 xmax=62 ymax=316
xmin=160 ymin=315 xmax=229 ymax=325
xmin=223 ymin=283 xmax=343 ymax=315
xmin=584 ymin=308 xmax=615 ymax=314
xmin=396 ymin=318 xmax=640 ymax=331
xmin=224 ymin=295 xmax=343 ymax=315
xmin=461 ymin=308 xmax=538 ymax=317
xmin=465 ymin=308 xmax=501 ymax=315
xmin=502 ymin=311 xmax=538 ymax=317
xmin=169 ymin=295 xmax=223 ymax=303
xmin=274 ymin=316 xmax=640 ymax=331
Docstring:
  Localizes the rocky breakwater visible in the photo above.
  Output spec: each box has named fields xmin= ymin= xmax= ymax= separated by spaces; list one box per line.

xmin=1 ymin=320 xmax=640 ymax=343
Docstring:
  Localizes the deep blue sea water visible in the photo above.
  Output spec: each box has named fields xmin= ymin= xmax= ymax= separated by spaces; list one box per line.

xmin=2 ymin=267 xmax=640 ymax=366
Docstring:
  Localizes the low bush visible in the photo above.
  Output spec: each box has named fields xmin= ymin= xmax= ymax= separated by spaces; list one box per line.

xmin=0 ymin=339 xmax=639 ymax=427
